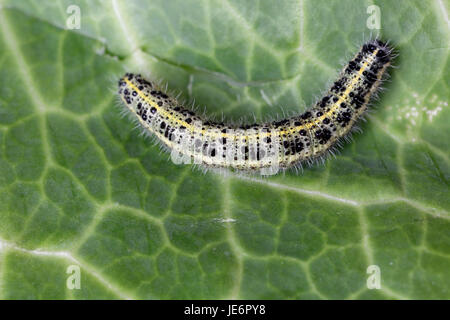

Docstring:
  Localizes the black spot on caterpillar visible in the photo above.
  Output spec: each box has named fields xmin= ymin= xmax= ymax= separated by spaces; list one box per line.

xmin=118 ymin=39 xmax=393 ymax=175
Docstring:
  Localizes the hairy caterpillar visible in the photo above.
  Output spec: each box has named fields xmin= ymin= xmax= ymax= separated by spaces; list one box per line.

xmin=118 ymin=39 xmax=393 ymax=175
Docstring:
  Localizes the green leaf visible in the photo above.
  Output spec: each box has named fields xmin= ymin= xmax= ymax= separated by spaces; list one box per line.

xmin=0 ymin=0 xmax=448 ymax=299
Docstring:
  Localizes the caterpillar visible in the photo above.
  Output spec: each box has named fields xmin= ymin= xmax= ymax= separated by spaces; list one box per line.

xmin=118 ymin=39 xmax=393 ymax=175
